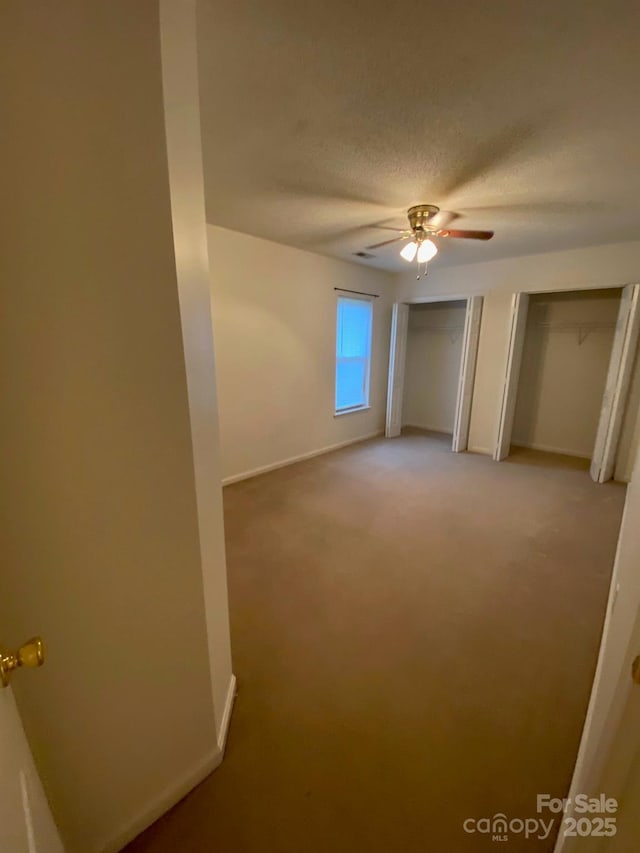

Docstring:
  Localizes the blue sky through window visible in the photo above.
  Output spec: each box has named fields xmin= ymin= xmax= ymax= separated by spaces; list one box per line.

xmin=335 ymin=297 xmax=373 ymax=411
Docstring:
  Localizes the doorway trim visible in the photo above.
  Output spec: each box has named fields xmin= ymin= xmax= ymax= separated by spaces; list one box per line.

xmin=494 ymin=292 xmax=529 ymax=461
xmin=590 ymin=283 xmax=640 ymax=482
xmin=493 ymin=282 xmax=640 ymax=481
xmin=453 ymin=296 xmax=483 ymax=452
xmin=385 ymin=295 xmax=483 ymax=450
xmin=385 ymin=302 xmax=410 ymax=438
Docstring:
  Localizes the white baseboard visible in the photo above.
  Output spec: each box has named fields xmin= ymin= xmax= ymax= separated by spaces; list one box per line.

xmin=99 ymin=749 xmax=221 ymax=853
xmin=217 ymin=673 xmax=237 ymax=754
xmin=99 ymin=672 xmax=237 ymax=853
xmin=222 ymin=431 xmax=384 ymax=485
xmin=511 ymin=441 xmax=591 ymax=459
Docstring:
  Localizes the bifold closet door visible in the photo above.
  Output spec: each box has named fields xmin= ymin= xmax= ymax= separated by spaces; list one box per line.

xmin=494 ymin=292 xmax=529 ymax=461
xmin=385 ymin=302 xmax=409 ymax=438
xmin=452 ymin=296 xmax=483 ymax=452
xmin=591 ymin=283 xmax=640 ymax=484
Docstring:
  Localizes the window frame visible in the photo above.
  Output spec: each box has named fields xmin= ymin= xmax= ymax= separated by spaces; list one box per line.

xmin=334 ymin=293 xmax=374 ymax=416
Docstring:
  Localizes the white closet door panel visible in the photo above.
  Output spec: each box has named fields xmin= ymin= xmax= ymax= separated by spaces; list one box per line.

xmin=452 ymin=296 xmax=483 ymax=452
xmin=591 ymin=283 xmax=640 ymax=483
xmin=385 ymin=303 xmax=409 ymax=438
xmin=494 ymin=292 xmax=529 ymax=461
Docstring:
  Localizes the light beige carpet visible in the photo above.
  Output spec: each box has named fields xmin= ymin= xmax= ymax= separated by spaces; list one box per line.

xmin=125 ymin=433 xmax=626 ymax=852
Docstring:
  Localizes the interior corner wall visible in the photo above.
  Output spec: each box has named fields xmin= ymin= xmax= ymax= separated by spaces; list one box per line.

xmin=207 ymin=225 xmax=394 ymax=482
xmin=393 ymin=241 xmax=640 ymax=477
xmin=1 ymin=3 xmax=224 ymax=852
xmin=402 ymin=302 xmax=466 ymax=433
xmin=512 ymin=291 xmax=620 ymax=458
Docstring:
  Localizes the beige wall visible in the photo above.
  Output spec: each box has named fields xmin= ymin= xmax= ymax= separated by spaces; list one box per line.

xmin=512 ymin=290 xmax=621 ymax=458
xmin=207 ymin=226 xmax=394 ymax=482
xmin=1 ymin=3 xmax=231 ymax=852
xmin=395 ymin=241 xmax=640 ymax=478
xmin=403 ymin=301 xmax=467 ymax=434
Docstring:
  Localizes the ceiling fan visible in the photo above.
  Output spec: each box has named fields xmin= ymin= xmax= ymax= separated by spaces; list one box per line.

xmin=366 ymin=204 xmax=494 ymax=277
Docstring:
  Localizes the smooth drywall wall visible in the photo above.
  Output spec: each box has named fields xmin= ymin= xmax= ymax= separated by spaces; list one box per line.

xmin=207 ymin=226 xmax=394 ymax=482
xmin=512 ymin=290 xmax=620 ymax=457
xmin=0 ymin=3 xmax=231 ymax=851
xmin=395 ymin=241 xmax=640 ymax=478
xmin=403 ymin=301 xmax=466 ymax=433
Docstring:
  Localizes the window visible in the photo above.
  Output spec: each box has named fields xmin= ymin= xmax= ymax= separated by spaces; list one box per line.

xmin=335 ymin=296 xmax=373 ymax=413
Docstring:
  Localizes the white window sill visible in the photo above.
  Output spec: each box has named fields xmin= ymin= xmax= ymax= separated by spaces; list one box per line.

xmin=334 ymin=405 xmax=371 ymax=417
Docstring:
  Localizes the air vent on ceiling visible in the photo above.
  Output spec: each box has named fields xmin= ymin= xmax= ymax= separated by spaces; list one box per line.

xmin=353 ymin=251 xmax=375 ymax=259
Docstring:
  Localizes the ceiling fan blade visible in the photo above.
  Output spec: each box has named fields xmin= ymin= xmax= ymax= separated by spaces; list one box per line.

xmin=366 ymin=235 xmax=411 ymax=250
xmin=371 ymin=226 xmax=412 ymax=233
xmin=437 ymin=229 xmax=494 ymax=241
xmin=428 ymin=210 xmax=459 ymax=229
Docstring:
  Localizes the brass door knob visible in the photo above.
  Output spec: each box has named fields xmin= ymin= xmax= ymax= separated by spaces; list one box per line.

xmin=0 ymin=637 xmax=45 ymax=688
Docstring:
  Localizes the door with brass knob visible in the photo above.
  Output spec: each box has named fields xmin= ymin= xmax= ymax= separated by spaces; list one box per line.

xmin=0 ymin=636 xmax=63 ymax=852
xmin=573 ymin=648 xmax=640 ymax=852
xmin=0 ymin=637 xmax=45 ymax=688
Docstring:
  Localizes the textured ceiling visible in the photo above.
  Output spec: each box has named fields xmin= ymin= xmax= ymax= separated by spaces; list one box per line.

xmin=197 ymin=0 xmax=640 ymax=271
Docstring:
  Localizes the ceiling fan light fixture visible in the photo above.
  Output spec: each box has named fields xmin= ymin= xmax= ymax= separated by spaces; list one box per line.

xmin=400 ymin=241 xmax=418 ymax=262
xmin=361 ymin=204 xmax=493 ymax=270
xmin=417 ymin=239 xmax=438 ymax=263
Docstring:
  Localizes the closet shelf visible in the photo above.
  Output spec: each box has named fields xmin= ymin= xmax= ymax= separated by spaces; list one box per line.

xmin=533 ymin=321 xmax=616 ymax=345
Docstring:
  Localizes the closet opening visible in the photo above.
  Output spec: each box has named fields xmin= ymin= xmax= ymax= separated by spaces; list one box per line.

xmin=495 ymin=285 xmax=640 ymax=483
xmin=386 ymin=296 xmax=483 ymax=452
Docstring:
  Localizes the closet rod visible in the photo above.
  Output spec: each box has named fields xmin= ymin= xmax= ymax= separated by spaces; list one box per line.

xmin=334 ymin=287 xmax=379 ymax=298
xmin=532 ymin=320 xmax=616 ymax=346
